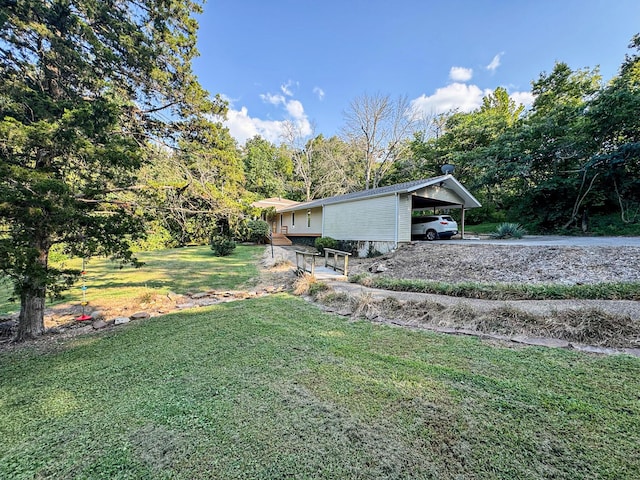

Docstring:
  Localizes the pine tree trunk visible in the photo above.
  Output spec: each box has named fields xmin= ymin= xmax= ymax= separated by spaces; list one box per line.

xmin=15 ymin=243 xmax=49 ymax=342
xmin=16 ymin=287 xmax=46 ymax=341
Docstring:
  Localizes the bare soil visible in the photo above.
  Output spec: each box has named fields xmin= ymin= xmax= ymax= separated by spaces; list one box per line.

xmin=348 ymin=242 xmax=640 ymax=285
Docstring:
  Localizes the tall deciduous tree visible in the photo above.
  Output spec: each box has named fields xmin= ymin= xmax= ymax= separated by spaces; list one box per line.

xmin=585 ymin=34 xmax=640 ymax=224
xmin=342 ymin=93 xmax=417 ymax=189
xmin=242 ymin=135 xmax=292 ymax=199
xmin=309 ymin=135 xmax=362 ymax=198
xmin=509 ymin=63 xmax=601 ymax=229
xmin=139 ymin=119 xmax=245 ymax=246
xmin=0 ymin=0 xmax=220 ymax=340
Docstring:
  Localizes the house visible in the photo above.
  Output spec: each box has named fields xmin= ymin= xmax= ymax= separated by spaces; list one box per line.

xmin=264 ymin=175 xmax=481 ymax=255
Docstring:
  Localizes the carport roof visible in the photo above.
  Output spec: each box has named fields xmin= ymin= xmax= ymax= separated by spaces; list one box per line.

xmin=276 ymin=174 xmax=481 ymax=212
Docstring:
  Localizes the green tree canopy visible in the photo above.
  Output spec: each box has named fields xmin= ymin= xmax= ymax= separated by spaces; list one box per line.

xmin=242 ymin=135 xmax=292 ymax=199
xmin=139 ymin=119 xmax=245 ymax=246
xmin=585 ymin=35 xmax=640 ymax=224
xmin=0 ymin=0 xmax=220 ymax=340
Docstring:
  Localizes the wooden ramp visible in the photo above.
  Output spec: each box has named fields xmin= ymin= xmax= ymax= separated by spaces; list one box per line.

xmin=294 ymin=249 xmax=350 ymax=282
xmin=270 ymin=233 xmax=292 ymax=246
xmin=312 ymin=266 xmax=348 ymax=281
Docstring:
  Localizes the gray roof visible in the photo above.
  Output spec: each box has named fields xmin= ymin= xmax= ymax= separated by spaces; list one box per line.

xmin=277 ymin=174 xmax=481 ymax=212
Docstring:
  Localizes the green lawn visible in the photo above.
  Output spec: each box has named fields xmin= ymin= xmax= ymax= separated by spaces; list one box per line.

xmin=1 ymin=295 xmax=639 ymax=479
xmin=464 ymin=222 xmax=502 ymax=234
xmin=0 ymin=245 xmax=263 ymax=315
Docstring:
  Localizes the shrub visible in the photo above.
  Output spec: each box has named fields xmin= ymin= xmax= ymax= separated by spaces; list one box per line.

xmin=490 ymin=222 xmax=527 ymax=239
xmin=308 ymin=281 xmax=330 ymax=297
xmin=210 ymin=235 xmax=236 ymax=256
xmin=246 ymin=219 xmax=270 ymax=243
xmin=315 ymin=236 xmax=337 ymax=255
xmin=336 ymin=240 xmax=359 ymax=257
xmin=233 ymin=219 xmax=271 ymax=243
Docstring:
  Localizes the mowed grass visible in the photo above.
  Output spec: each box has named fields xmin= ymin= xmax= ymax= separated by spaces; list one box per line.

xmin=0 ymin=245 xmax=263 ymax=314
xmin=1 ymin=295 xmax=639 ymax=479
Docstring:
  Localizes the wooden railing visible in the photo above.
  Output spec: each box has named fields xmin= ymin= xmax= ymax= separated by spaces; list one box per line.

xmin=294 ymin=250 xmax=319 ymax=276
xmin=272 ymin=223 xmax=289 ymax=235
xmin=323 ymin=248 xmax=352 ymax=276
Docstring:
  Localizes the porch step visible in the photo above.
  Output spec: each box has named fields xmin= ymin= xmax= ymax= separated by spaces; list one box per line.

xmin=270 ymin=233 xmax=292 ymax=246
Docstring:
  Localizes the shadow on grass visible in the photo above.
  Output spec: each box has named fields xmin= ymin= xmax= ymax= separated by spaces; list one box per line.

xmin=0 ymin=245 xmax=265 ymax=314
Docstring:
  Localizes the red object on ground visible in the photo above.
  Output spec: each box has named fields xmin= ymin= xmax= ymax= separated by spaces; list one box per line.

xmin=76 ymin=314 xmax=93 ymax=322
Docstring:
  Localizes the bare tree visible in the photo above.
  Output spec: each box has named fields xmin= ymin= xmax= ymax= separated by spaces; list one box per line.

xmin=342 ymin=93 xmax=418 ymax=189
xmin=282 ymin=120 xmax=316 ymax=201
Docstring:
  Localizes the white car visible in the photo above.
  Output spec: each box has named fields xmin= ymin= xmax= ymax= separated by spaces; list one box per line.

xmin=411 ymin=215 xmax=458 ymax=240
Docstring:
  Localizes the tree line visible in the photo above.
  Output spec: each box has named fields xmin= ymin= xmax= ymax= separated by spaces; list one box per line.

xmin=1 ymin=0 xmax=638 ymax=340
xmin=393 ymin=41 xmax=640 ymax=233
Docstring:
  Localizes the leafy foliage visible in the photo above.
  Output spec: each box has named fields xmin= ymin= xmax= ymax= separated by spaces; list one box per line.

xmin=314 ymin=236 xmax=338 ymax=255
xmin=242 ymin=136 xmax=292 ymax=198
xmin=397 ymin=40 xmax=640 ymax=233
xmin=138 ymin=122 xmax=245 ymax=247
xmin=0 ymin=0 xmax=220 ymax=339
xmin=210 ymin=235 xmax=236 ymax=257
xmin=490 ymin=223 xmax=527 ymax=239
xmin=235 ymin=219 xmax=270 ymax=244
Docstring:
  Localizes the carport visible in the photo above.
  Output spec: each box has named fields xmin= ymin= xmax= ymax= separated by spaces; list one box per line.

xmin=409 ymin=179 xmax=480 ymax=239
xmin=269 ymin=174 xmax=481 ymax=254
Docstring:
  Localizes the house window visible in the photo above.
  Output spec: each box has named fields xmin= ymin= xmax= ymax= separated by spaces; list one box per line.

xmin=292 ymin=212 xmax=295 ymax=226
xmin=280 ymin=214 xmax=283 ymax=227
xmin=307 ymin=210 xmax=311 ymax=227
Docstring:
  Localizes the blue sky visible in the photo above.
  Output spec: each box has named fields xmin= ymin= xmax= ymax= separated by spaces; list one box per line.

xmin=194 ymin=0 xmax=640 ymax=145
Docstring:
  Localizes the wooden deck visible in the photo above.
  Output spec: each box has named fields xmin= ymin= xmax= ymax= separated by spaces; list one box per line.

xmin=269 ymin=233 xmax=292 ymax=246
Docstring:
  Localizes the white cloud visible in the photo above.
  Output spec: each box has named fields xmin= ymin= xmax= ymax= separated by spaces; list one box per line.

xmin=224 ymin=94 xmax=312 ymax=145
xmin=449 ymin=66 xmax=473 ymax=82
xmin=510 ymin=90 xmax=536 ymax=108
xmin=411 ymin=83 xmax=492 ymax=116
xmin=285 ymin=99 xmax=305 ymax=119
xmin=224 ymin=107 xmax=285 ymax=144
xmin=486 ymin=53 xmax=503 ymax=72
xmin=313 ymin=86 xmax=325 ymax=100
xmin=280 ymin=79 xmax=297 ymax=97
xmin=259 ymin=93 xmax=286 ymax=105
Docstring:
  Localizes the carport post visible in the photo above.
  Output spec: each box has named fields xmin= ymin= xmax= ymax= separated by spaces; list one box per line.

xmin=461 ymin=206 xmax=465 ymax=240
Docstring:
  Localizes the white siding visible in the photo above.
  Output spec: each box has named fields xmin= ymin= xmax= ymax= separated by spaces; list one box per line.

xmin=279 ymin=212 xmax=292 ymax=233
xmin=398 ymin=194 xmax=412 ymax=242
xmin=324 ymin=195 xmax=397 ymax=241
xmin=280 ymin=207 xmax=322 ymax=235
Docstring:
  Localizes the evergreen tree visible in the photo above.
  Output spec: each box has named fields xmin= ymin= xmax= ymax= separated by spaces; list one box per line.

xmin=0 ymin=0 xmax=221 ymax=340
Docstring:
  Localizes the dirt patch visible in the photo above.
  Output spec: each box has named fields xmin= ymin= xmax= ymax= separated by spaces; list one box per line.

xmin=349 ymin=242 xmax=640 ymax=285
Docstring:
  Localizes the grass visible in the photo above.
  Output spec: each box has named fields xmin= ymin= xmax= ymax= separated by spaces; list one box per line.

xmin=0 ymin=245 xmax=263 ymax=315
xmin=351 ymin=275 xmax=640 ymax=301
xmin=464 ymin=222 xmax=502 ymax=234
xmin=1 ymin=295 xmax=639 ymax=479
